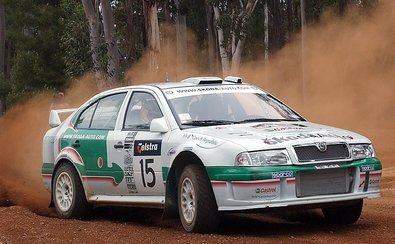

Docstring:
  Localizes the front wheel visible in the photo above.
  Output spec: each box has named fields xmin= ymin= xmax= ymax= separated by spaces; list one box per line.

xmin=52 ymin=163 xmax=91 ymax=219
xmin=322 ymin=199 xmax=363 ymax=225
xmin=178 ymin=164 xmax=219 ymax=233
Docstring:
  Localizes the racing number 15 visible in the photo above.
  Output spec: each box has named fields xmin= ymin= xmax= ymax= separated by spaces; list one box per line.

xmin=139 ymin=159 xmax=156 ymax=187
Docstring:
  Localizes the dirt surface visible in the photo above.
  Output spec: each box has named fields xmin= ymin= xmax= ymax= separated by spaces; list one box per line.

xmin=0 ymin=164 xmax=393 ymax=244
xmin=1 ymin=2 xmax=395 ymax=241
xmin=0 ymin=188 xmax=394 ymax=244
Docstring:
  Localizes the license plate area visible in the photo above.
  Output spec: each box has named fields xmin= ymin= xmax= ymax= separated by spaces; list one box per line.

xmin=296 ymin=168 xmax=353 ymax=197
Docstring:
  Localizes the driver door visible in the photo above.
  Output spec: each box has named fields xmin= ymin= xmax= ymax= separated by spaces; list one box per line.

xmin=107 ymin=91 xmax=167 ymax=196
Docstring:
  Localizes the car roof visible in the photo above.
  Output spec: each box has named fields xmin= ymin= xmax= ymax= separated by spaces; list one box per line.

xmin=101 ymin=76 xmax=250 ymax=94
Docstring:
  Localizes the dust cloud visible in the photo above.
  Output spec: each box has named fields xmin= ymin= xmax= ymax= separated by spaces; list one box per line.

xmin=239 ymin=2 xmax=395 ymax=166
xmin=0 ymin=76 xmax=98 ymax=214
xmin=0 ymin=1 xmax=394 ymax=213
xmin=0 ymin=93 xmax=54 ymax=214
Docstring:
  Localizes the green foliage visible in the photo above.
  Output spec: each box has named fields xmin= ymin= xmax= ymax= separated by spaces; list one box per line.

xmin=59 ymin=0 xmax=92 ymax=79
xmin=113 ymin=0 xmax=145 ymax=71
xmin=2 ymin=0 xmax=66 ymax=105
xmin=244 ymin=1 xmax=265 ymax=59
xmin=180 ymin=0 xmax=207 ymax=47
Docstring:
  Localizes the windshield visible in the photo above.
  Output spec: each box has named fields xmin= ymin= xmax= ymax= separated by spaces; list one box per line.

xmin=167 ymin=89 xmax=303 ymax=127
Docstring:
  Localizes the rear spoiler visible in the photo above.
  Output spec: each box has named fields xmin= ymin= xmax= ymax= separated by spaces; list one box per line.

xmin=49 ymin=108 xmax=77 ymax=127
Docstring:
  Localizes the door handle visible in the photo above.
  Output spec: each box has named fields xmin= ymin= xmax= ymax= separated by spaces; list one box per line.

xmin=72 ymin=140 xmax=80 ymax=148
xmin=124 ymin=143 xmax=132 ymax=149
xmin=114 ymin=142 xmax=124 ymax=149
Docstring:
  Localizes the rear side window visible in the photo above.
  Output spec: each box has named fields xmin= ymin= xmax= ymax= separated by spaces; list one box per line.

xmin=75 ymin=103 xmax=96 ymax=129
xmin=75 ymin=93 xmax=126 ymax=130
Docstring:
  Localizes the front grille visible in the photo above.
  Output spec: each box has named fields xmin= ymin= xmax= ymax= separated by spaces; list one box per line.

xmin=294 ymin=143 xmax=350 ymax=163
xmin=296 ymin=168 xmax=353 ymax=197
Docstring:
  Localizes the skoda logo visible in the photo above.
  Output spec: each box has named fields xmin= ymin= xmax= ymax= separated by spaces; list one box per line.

xmin=317 ymin=142 xmax=327 ymax=152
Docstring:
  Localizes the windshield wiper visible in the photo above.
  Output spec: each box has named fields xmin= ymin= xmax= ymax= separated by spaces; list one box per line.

xmin=182 ymin=120 xmax=235 ymax=126
xmin=236 ymin=118 xmax=300 ymax=124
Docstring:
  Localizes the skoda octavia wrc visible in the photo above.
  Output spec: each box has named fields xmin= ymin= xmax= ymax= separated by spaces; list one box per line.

xmin=42 ymin=76 xmax=382 ymax=233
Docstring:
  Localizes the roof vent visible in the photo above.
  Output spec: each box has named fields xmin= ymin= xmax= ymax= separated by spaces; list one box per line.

xmin=224 ymin=76 xmax=242 ymax=84
xmin=181 ymin=77 xmax=223 ymax=85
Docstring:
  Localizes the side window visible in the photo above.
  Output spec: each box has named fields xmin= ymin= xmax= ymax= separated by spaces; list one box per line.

xmin=124 ymin=92 xmax=163 ymax=130
xmin=75 ymin=103 xmax=97 ymax=129
xmin=75 ymin=93 xmax=126 ymax=130
xmin=90 ymin=93 xmax=127 ymax=130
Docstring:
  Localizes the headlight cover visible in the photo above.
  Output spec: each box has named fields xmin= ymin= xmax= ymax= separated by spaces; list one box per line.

xmin=350 ymin=144 xmax=375 ymax=159
xmin=235 ymin=149 xmax=291 ymax=166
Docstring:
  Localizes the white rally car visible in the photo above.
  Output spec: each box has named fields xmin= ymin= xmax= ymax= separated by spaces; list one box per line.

xmin=42 ymin=77 xmax=382 ymax=233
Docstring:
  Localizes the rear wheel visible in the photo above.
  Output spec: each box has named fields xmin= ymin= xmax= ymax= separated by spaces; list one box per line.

xmin=178 ymin=164 xmax=219 ymax=233
xmin=53 ymin=163 xmax=91 ymax=219
xmin=322 ymin=199 xmax=363 ymax=225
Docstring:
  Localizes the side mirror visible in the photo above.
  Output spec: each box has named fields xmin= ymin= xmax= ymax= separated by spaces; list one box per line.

xmin=150 ymin=117 xmax=169 ymax=133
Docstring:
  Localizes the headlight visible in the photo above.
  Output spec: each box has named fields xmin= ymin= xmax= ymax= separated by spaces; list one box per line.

xmin=235 ymin=149 xmax=291 ymax=166
xmin=350 ymin=144 xmax=375 ymax=159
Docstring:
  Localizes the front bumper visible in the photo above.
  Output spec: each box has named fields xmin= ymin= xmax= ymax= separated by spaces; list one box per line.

xmin=207 ymin=157 xmax=382 ymax=211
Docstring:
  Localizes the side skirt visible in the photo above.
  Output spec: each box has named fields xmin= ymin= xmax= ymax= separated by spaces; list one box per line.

xmin=87 ymin=195 xmax=165 ymax=209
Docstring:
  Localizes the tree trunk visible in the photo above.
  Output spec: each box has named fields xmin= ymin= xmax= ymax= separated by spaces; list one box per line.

xmin=101 ymin=0 xmax=120 ymax=85
xmin=125 ymin=0 xmax=136 ymax=66
xmin=300 ymin=0 xmax=307 ymax=104
xmin=163 ymin=2 xmax=172 ymax=23
xmin=142 ymin=0 xmax=160 ymax=72
xmin=0 ymin=2 xmax=5 ymax=77
xmin=339 ymin=0 xmax=347 ymax=15
xmin=286 ymin=0 xmax=295 ymax=41
xmin=175 ymin=0 xmax=187 ymax=76
xmin=4 ymin=40 xmax=12 ymax=78
xmin=268 ymin=0 xmax=285 ymax=54
xmin=264 ymin=1 xmax=269 ymax=61
xmin=82 ymin=0 xmax=101 ymax=80
xmin=214 ymin=0 xmax=257 ymax=75
xmin=230 ymin=0 xmax=258 ymax=74
xmin=205 ymin=1 xmax=217 ymax=73
xmin=0 ymin=2 xmax=5 ymax=116
xmin=230 ymin=39 xmax=244 ymax=74
xmin=213 ymin=6 xmax=230 ymax=75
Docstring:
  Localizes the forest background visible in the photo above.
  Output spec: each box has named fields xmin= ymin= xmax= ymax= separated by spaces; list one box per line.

xmin=0 ymin=0 xmax=379 ymax=114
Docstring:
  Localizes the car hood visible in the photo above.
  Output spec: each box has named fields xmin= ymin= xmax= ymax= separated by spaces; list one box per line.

xmin=184 ymin=122 xmax=370 ymax=150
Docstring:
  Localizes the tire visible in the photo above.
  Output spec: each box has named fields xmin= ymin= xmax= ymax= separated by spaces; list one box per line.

xmin=52 ymin=163 xmax=91 ymax=219
xmin=178 ymin=164 xmax=220 ymax=233
xmin=322 ymin=199 xmax=363 ymax=225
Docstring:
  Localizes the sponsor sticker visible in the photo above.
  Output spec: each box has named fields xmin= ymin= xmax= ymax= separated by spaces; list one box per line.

xmin=272 ymin=171 xmax=293 ymax=179
xmin=182 ymin=133 xmax=218 ymax=145
xmin=252 ymin=186 xmax=279 ymax=200
xmin=167 ymin=148 xmax=176 ymax=156
xmin=63 ymin=134 xmax=106 ymax=140
xmin=361 ymin=165 xmax=375 ymax=172
xmin=315 ymin=164 xmax=340 ymax=169
xmin=252 ymin=124 xmax=305 ymax=131
xmin=262 ymin=133 xmax=354 ymax=145
xmin=178 ymin=113 xmax=192 ymax=122
xmin=369 ymin=178 xmax=380 ymax=185
xmin=134 ymin=140 xmax=162 ymax=156
xmin=164 ymin=85 xmax=263 ymax=99
xmin=124 ymin=132 xmax=138 ymax=194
